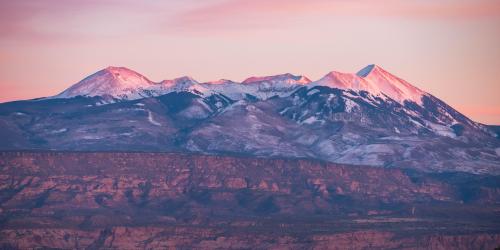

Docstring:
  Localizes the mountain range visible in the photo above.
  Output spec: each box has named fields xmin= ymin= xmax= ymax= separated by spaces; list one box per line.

xmin=1 ymin=65 xmax=499 ymax=174
xmin=1 ymin=65 xmax=500 ymax=248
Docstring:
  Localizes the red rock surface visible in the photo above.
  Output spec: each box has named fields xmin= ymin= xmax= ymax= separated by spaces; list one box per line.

xmin=0 ymin=152 xmax=499 ymax=249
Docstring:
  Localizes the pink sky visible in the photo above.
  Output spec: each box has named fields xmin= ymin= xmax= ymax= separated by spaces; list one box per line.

xmin=1 ymin=0 xmax=500 ymax=124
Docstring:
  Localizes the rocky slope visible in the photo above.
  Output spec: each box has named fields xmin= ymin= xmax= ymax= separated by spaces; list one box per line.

xmin=0 ymin=152 xmax=499 ymax=249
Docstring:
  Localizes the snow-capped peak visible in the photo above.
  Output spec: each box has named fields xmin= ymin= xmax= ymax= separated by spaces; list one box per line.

xmin=203 ymin=79 xmax=238 ymax=85
xmin=358 ymin=64 xmax=426 ymax=105
xmin=243 ymin=73 xmax=311 ymax=85
xmin=159 ymin=76 xmax=212 ymax=95
xmin=175 ymin=76 xmax=198 ymax=84
xmin=160 ymin=76 xmax=198 ymax=87
xmin=313 ymin=64 xmax=426 ymax=105
xmin=55 ymin=66 xmax=156 ymax=100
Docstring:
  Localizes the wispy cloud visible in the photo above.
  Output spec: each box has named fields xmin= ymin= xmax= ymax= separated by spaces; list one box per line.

xmin=173 ymin=0 xmax=500 ymax=32
xmin=0 ymin=0 xmax=173 ymax=41
xmin=2 ymin=0 xmax=499 ymax=39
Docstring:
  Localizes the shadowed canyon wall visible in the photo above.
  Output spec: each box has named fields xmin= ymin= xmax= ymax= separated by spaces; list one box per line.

xmin=0 ymin=152 xmax=499 ymax=249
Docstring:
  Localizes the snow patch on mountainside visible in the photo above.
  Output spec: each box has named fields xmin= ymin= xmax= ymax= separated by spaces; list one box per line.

xmin=336 ymin=144 xmax=395 ymax=166
xmin=343 ymin=98 xmax=359 ymax=113
xmin=426 ymin=122 xmax=455 ymax=138
xmin=302 ymin=116 xmax=319 ymax=124
xmin=147 ymin=111 xmax=161 ymax=126
xmin=307 ymin=89 xmax=320 ymax=96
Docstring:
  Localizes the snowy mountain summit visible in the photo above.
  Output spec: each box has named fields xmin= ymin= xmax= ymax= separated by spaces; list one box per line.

xmin=53 ymin=64 xmax=427 ymax=105
xmin=242 ymin=73 xmax=311 ymax=85
xmin=313 ymin=64 xmax=425 ymax=105
xmin=56 ymin=67 xmax=157 ymax=100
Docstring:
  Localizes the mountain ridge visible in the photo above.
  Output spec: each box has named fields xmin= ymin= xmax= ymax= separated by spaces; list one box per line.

xmin=52 ymin=64 xmax=426 ymax=105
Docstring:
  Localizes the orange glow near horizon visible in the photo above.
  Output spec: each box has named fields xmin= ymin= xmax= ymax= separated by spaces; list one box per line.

xmin=1 ymin=0 xmax=500 ymax=124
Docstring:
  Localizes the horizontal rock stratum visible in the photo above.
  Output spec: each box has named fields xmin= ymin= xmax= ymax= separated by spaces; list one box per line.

xmin=0 ymin=152 xmax=499 ymax=249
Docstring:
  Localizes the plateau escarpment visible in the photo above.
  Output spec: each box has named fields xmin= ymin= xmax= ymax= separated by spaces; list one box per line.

xmin=0 ymin=152 xmax=499 ymax=249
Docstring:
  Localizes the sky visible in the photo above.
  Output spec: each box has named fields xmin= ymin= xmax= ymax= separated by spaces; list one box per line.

xmin=1 ymin=0 xmax=499 ymax=124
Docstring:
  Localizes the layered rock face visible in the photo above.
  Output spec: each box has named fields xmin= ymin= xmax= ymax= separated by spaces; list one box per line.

xmin=0 ymin=152 xmax=499 ymax=249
